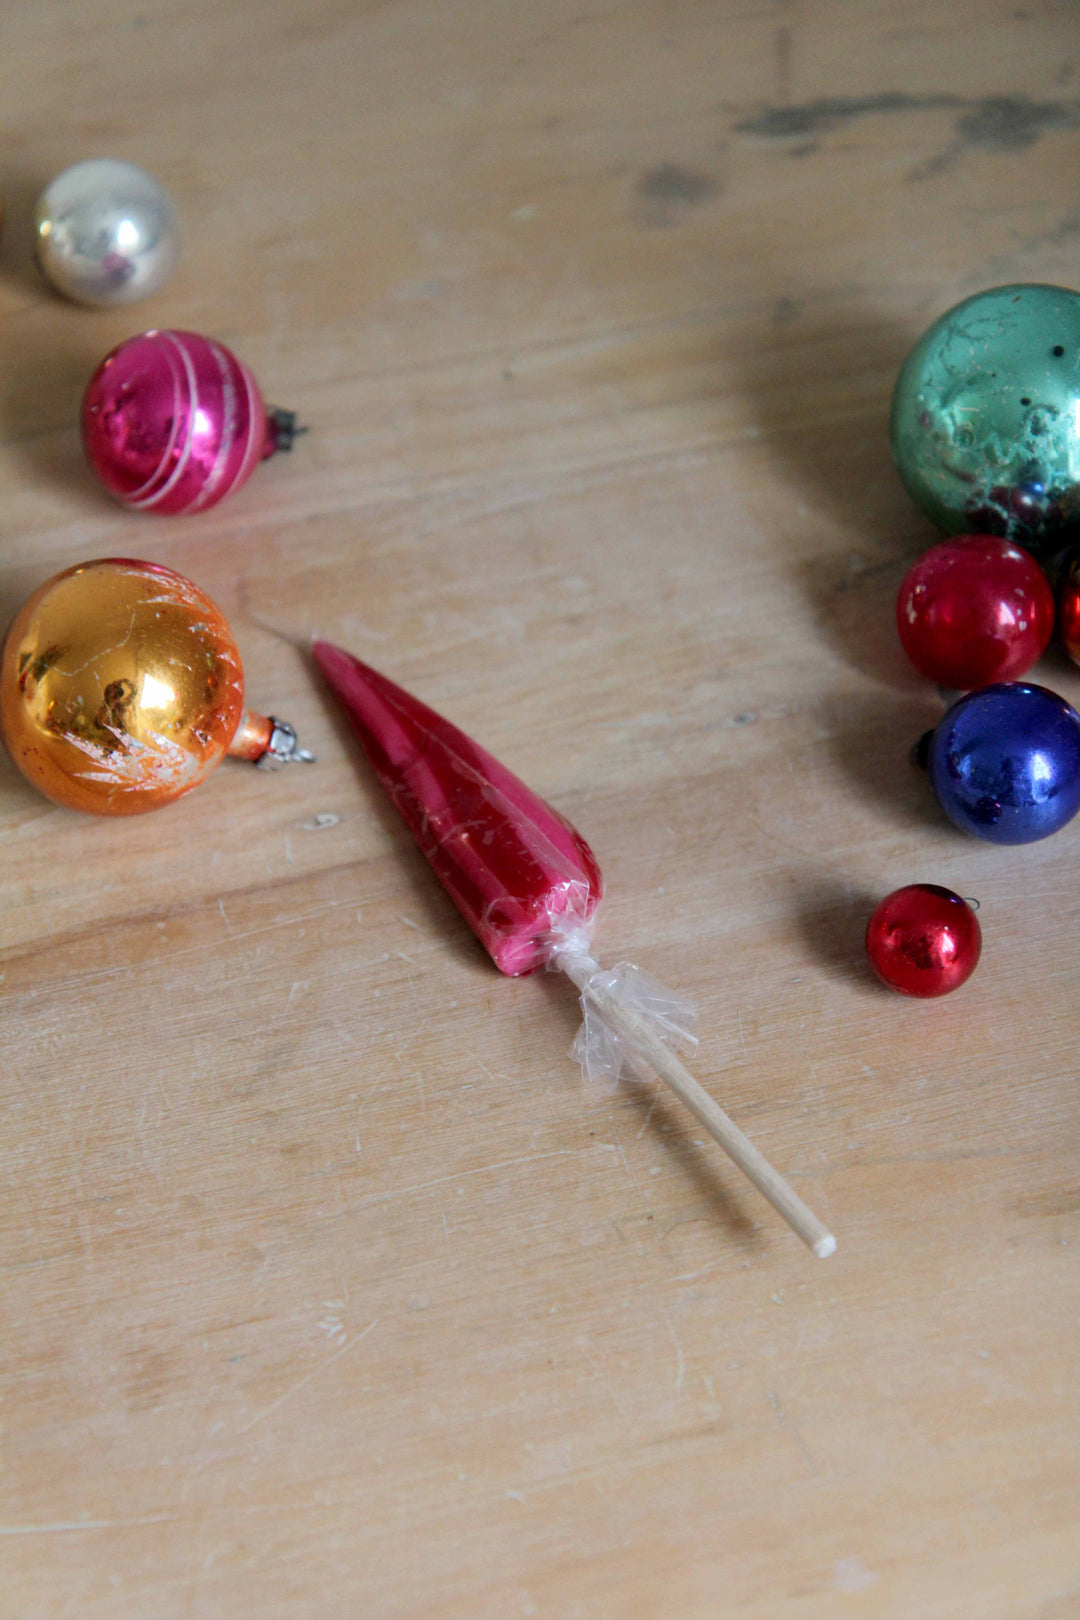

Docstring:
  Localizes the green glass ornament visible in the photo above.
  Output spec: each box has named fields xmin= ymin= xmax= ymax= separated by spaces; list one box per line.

xmin=890 ymin=283 xmax=1080 ymax=557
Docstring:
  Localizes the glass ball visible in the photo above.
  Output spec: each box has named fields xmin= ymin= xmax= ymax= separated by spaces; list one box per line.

xmin=891 ymin=283 xmax=1080 ymax=556
xmin=1058 ymin=547 xmax=1080 ymax=668
xmin=896 ymin=534 xmax=1054 ymax=688
xmin=35 ymin=159 xmax=179 ymax=308
xmin=926 ymin=681 xmax=1080 ymax=843
xmin=865 ymin=884 xmax=981 ymax=997
xmin=82 ymin=330 xmax=270 ymax=514
xmin=0 ymin=559 xmax=245 ymax=815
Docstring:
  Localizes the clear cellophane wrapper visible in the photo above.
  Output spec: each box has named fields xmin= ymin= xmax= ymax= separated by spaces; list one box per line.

xmin=545 ymin=904 xmax=699 ymax=1089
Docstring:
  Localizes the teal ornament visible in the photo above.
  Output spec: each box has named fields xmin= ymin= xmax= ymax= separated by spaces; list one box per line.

xmin=890 ymin=283 xmax=1080 ymax=556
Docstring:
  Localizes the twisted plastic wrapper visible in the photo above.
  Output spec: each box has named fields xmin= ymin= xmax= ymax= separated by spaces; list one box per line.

xmin=570 ymin=963 xmax=698 ymax=1088
xmin=548 ymin=925 xmax=699 ymax=1088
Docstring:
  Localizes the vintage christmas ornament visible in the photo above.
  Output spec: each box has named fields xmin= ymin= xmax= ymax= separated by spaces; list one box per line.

xmin=35 ymin=159 xmax=179 ymax=307
xmin=891 ymin=283 xmax=1080 ymax=556
xmin=313 ymin=640 xmax=836 ymax=1259
xmin=0 ymin=559 xmax=313 ymax=816
xmin=1057 ymin=547 xmax=1080 ymax=667
xmin=896 ymin=534 xmax=1054 ymax=689
xmin=865 ymin=884 xmax=982 ymax=998
xmin=82 ymin=330 xmax=302 ymax=515
xmin=920 ymin=681 xmax=1080 ymax=844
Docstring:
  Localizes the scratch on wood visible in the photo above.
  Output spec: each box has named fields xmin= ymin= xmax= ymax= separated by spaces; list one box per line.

xmin=634 ymin=1084 xmax=662 ymax=1140
xmin=662 ymin=1307 xmax=686 ymax=1392
xmin=611 ymin=1120 xmax=653 ymax=1222
xmin=0 ymin=1514 xmax=178 ymax=1535
xmin=612 ymin=1121 xmax=633 ymax=1182
xmin=63 ymin=1107 xmax=95 ymax=1277
xmin=239 ymin=1317 xmax=379 ymax=1433
xmin=348 ymin=1148 xmax=608 ymax=1212
xmin=577 ymin=1335 xmax=627 ymax=1418
xmin=29 ymin=899 xmax=358 ymax=1000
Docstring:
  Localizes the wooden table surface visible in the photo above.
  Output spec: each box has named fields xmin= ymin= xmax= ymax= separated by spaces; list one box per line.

xmin=2 ymin=3 xmax=1078 ymax=1616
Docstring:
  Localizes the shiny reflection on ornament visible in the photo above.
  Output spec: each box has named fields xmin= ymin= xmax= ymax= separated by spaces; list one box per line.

xmin=139 ymin=672 xmax=176 ymax=710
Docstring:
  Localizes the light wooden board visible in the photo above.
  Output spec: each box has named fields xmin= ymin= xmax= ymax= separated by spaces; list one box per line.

xmin=1 ymin=3 xmax=1078 ymax=1616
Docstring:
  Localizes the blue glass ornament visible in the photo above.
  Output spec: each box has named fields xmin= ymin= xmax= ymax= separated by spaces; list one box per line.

xmin=927 ymin=682 xmax=1080 ymax=844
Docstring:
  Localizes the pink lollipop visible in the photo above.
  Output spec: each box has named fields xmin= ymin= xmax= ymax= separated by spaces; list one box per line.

xmin=314 ymin=641 xmax=836 ymax=1258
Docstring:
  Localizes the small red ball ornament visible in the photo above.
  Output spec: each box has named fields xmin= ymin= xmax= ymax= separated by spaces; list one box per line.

xmin=865 ymin=884 xmax=981 ymax=998
xmin=896 ymin=535 xmax=1053 ymax=689
xmin=1058 ymin=548 xmax=1080 ymax=668
xmin=81 ymin=329 xmax=301 ymax=515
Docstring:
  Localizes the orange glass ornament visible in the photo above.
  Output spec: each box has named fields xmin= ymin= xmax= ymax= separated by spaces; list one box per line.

xmin=0 ymin=558 xmax=312 ymax=815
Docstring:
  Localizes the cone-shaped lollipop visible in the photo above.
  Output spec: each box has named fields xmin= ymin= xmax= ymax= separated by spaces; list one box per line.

xmin=314 ymin=641 xmax=835 ymax=1258
xmin=312 ymin=640 xmax=602 ymax=975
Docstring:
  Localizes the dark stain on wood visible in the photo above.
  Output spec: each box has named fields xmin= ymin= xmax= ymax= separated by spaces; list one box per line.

xmin=634 ymin=163 xmax=719 ymax=227
xmin=735 ymin=92 xmax=1080 ymax=156
xmin=735 ymin=92 xmax=963 ymax=139
xmin=955 ymin=95 xmax=1079 ymax=151
xmin=637 ymin=163 xmax=718 ymax=205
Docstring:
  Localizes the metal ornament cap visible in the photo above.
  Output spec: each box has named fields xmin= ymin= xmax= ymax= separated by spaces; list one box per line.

xmin=0 ymin=558 xmax=245 ymax=816
xmin=927 ymin=681 xmax=1080 ymax=844
xmin=82 ymin=330 xmax=272 ymax=515
xmin=35 ymin=159 xmax=179 ymax=308
xmin=890 ymin=283 xmax=1080 ymax=556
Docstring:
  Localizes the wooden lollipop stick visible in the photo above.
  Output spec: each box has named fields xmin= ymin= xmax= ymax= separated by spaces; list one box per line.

xmin=560 ymin=955 xmax=837 ymax=1258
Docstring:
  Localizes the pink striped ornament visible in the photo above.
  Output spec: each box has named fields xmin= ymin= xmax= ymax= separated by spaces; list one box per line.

xmin=81 ymin=329 xmax=298 ymax=515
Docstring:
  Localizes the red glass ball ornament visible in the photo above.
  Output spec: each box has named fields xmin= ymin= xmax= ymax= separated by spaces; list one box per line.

xmin=82 ymin=329 xmax=299 ymax=515
xmin=896 ymin=535 xmax=1054 ymax=689
xmin=865 ymin=885 xmax=982 ymax=998
xmin=1058 ymin=548 xmax=1080 ymax=668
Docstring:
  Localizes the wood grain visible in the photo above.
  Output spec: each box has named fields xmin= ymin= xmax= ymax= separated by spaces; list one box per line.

xmin=1 ymin=3 xmax=1078 ymax=1616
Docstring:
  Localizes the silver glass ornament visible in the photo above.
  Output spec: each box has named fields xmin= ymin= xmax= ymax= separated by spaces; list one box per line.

xmin=34 ymin=159 xmax=179 ymax=308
